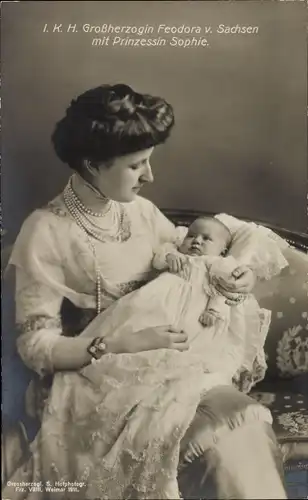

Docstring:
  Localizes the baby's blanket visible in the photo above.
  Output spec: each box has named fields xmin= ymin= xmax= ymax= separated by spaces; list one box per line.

xmin=60 ymin=267 xmax=271 ymax=498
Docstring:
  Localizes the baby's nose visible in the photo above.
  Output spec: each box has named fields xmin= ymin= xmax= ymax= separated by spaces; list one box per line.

xmin=194 ymin=235 xmax=203 ymax=243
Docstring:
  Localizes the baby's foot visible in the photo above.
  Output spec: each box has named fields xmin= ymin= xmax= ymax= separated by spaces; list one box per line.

xmin=199 ymin=309 xmax=220 ymax=327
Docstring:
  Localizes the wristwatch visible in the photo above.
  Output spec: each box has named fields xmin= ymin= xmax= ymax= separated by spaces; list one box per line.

xmin=87 ymin=337 xmax=107 ymax=360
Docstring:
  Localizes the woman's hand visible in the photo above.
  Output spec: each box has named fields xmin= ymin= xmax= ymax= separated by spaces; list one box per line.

xmin=214 ymin=265 xmax=256 ymax=305
xmin=105 ymin=326 xmax=189 ymax=354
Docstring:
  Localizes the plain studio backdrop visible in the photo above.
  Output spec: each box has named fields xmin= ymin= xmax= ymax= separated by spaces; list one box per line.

xmin=1 ymin=0 xmax=307 ymax=243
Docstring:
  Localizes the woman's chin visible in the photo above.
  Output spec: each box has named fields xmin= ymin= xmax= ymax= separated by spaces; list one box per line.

xmin=117 ymin=191 xmax=139 ymax=203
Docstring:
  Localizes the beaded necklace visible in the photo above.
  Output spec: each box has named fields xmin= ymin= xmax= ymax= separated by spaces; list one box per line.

xmin=63 ymin=177 xmax=131 ymax=314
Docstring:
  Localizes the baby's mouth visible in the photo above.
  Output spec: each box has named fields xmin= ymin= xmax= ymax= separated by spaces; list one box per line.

xmin=189 ymin=245 xmax=201 ymax=255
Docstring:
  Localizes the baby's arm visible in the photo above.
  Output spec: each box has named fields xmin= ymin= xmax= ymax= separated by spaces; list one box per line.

xmin=199 ymin=256 xmax=245 ymax=327
xmin=152 ymin=242 xmax=182 ymax=271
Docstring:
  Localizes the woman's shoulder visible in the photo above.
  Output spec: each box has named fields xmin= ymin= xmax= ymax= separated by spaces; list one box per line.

xmin=22 ymin=202 xmax=61 ymax=228
xmin=130 ymin=195 xmax=157 ymax=210
xmin=127 ymin=195 xmax=162 ymax=220
xmin=14 ymin=195 xmax=69 ymax=248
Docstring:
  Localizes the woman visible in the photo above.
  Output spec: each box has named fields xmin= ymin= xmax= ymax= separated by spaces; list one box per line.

xmin=3 ymin=84 xmax=287 ymax=499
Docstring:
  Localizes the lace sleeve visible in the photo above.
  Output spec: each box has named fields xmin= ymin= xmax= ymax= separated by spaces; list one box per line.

xmin=215 ymin=213 xmax=289 ymax=280
xmin=9 ymin=210 xmax=66 ymax=377
xmin=15 ymin=269 xmax=64 ymax=377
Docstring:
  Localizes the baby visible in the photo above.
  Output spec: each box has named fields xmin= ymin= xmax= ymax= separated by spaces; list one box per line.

xmin=153 ymin=216 xmax=245 ymax=329
xmin=82 ymin=214 xmax=269 ymax=385
xmin=78 ymin=215 xmax=271 ymax=499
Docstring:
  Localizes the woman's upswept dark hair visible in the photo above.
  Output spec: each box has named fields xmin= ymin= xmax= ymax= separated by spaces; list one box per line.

xmin=51 ymin=84 xmax=174 ymax=171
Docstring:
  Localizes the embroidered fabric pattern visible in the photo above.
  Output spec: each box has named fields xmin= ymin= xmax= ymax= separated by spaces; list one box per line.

xmin=16 ymin=314 xmax=62 ymax=377
xmin=47 ymin=196 xmax=132 ymax=243
xmin=232 ymin=355 xmax=267 ymax=394
xmin=95 ymin=279 xmax=148 ymax=306
xmin=117 ymin=279 xmax=148 ymax=295
xmin=276 ymin=326 xmax=308 ymax=377
xmin=45 ymin=201 xmax=69 ymax=218
xmin=231 ymin=309 xmax=271 ymax=393
xmin=35 ymin=351 xmax=227 ymax=500
xmin=277 ymin=412 xmax=308 ymax=437
xmin=16 ymin=314 xmax=62 ymax=335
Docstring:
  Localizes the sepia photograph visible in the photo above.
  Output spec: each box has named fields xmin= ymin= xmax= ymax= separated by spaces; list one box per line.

xmin=1 ymin=1 xmax=308 ymax=499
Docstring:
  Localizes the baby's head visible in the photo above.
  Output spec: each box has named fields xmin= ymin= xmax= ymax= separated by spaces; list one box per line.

xmin=179 ymin=217 xmax=232 ymax=257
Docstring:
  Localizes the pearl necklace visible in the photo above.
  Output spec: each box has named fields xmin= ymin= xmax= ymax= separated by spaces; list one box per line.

xmin=64 ymin=182 xmax=127 ymax=244
xmin=66 ymin=177 xmax=112 ymax=217
xmin=63 ymin=178 xmax=131 ymax=315
xmin=63 ymin=196 xmax=103 ymax=314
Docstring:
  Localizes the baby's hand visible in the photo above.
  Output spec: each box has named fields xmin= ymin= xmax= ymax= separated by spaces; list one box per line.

xmin=199 ymin=309 xmax=221 ymax=327
xmin=166 ymin=253 xmax=188 ymax=274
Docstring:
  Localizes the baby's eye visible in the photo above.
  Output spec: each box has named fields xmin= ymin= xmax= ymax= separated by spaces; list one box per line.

xmin=203 ymin=236 xmax=211 ymax=241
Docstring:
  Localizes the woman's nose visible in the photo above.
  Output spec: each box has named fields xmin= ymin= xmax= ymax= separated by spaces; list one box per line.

xmin=141 ymin=163 xmax=154 ymax=183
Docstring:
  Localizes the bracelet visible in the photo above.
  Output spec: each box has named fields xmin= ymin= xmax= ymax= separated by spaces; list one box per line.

xmin=87 ymin=337 xmax=106 ymax=360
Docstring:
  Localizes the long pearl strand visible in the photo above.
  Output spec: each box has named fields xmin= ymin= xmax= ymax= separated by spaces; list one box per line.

xmin=63 ymin=177 xmax=132 ymax=314
xmin=63 ymin=178 xmax=114 ymax=314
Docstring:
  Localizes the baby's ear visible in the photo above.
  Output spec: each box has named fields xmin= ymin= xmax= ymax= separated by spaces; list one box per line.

xmin=221 ymin=237 xmax=233 ymax=257
xmin=221 ymin=247 xmax=229 ymax=257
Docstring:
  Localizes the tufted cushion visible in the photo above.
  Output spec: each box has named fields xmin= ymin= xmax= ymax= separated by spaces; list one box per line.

xmin=250 ymin=378 xmax=308 ymax=449
xmin=254 ymin=247 xmax=308 ymax=380
xmin=283 ymin=461 xmax=308 ymax=500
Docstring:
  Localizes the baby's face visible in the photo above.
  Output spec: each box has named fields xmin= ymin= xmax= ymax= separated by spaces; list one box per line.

xmin=179 ymin=219 xmax=229 ymax=257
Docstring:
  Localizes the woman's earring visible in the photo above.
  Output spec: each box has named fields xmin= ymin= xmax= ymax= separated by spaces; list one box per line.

xmin=85 ymin=159 xmax=95 ymax=175
xmin=82 ymin=159 xmax=110 ymax=201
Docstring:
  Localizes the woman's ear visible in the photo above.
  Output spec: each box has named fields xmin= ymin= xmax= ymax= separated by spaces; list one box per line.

xmin=83 ymin=159 xmax=100 ymax=178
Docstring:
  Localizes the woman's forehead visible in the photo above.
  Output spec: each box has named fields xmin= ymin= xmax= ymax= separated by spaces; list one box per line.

xmin=116 ymin=147 xmax=154 ymax=165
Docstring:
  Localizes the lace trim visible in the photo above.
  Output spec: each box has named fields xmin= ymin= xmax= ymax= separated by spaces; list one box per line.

xmin=232 ymin=309 xmax=270 ymax=394
xmin=232 ymin=356 xmax=267 ymax=394
xmin=46 ymin=198 xmax=132 ymax=243
xmin=16 ymin=314 xmax=62 ymax=335
xmin=16 ymin=315 xmax=62 ymax=377
xmin=45 ymin=201 xmax=70 ymax=218
xmin=117 ymin=279 xmax=148 ymax=295
xmin=251 ymin=256 xmax=289 ymax=281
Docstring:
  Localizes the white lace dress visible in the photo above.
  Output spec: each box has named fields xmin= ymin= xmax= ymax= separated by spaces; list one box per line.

xmin=81 ymin=251 xmax=271 ymax=389
xmin=4 ymin=193 xmax=288 ymax=500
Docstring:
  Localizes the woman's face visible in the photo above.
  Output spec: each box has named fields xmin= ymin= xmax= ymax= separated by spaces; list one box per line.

xmin=91 ymin=147 xmax=154 ymax=202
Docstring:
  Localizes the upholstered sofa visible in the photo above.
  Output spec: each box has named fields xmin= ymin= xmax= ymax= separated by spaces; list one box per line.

xmin=165 ymin=210 xmax=308 ymax=499
xmin=2 ymin=211 xmax=308 ymax=499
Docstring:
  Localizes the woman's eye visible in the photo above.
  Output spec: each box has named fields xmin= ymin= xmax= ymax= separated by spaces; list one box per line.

xmin=130 ymin=163 xmax=140 ymax=170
